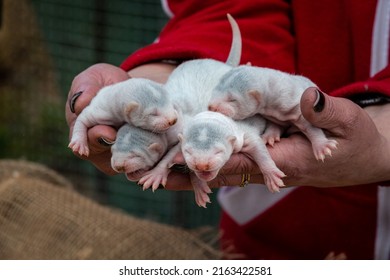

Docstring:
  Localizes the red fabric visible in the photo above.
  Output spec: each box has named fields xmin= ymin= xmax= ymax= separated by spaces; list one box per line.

xmin=121 ymin=0 xmax=390 ymax=98
xmin=220 ymin=185 xmax=378 ymax=259
xmin=331 ymin=66 xmax=390 ymax=98
xmin=121 ymin=0 xmax=295 ymax=73
xmin=120 ymin=0 xmax=389 ymax=259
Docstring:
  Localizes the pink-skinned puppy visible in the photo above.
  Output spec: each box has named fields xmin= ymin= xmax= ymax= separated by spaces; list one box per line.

xmin=208 ymin=65 xmax=338 ymax=161
xmin=178 ymin=111 xmax=286 ymax=206
xmin=137 ymin=14 xmax=243 ymax=201
xmin=110 ymin=123 xmax=169 ymax=181
xmin=69 ymin=78 xmax=178 ymax=157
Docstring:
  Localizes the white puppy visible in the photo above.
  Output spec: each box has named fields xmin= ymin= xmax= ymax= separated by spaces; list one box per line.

xmin=111 ymin=123 xmax=169 ymax=181
xmin=208 ymin=65 xmax=338 ymax=161
xmin=69 ymin=78 xmax=177 ymax=156
xmin=179 ymin=111 xmax=286 ymax=205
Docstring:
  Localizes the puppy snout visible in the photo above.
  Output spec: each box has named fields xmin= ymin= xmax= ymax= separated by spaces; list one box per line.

xmin=113 ymin=164 xmax=126 ymax=173
xmin=208 ymin=104 xmax=217 ymax=112
xmin=195 ymin=162 xmax=210 ymax=171
xmin=168 ymin=117 xmax=177 ymax=126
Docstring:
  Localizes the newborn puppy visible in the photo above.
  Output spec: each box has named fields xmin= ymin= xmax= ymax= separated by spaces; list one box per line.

xmin=69 ymin=78 xmax=178 ymax=156
xmin=208 ymin=65 xmax=338 ymax=161
xmin=111 ymin=123 xmax=169 ymax=181
xmin=165 ymin=13 xmax=242 ymax=117
xmin=179 ymin=111 xmax=286 ymax=204
xmin=137 ymin=13 xmax=243 ymax=199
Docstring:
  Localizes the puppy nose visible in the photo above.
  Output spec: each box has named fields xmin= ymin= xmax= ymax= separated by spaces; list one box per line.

xmin=113 ymin=165 xmax=126 ymax=173
xmin=195 ymin=162 xmax=210 ymax=171
xmin=168 ymin=117 xmax=177 ymax=126
xmin=208 ymin=104 xmax=216 ymax=111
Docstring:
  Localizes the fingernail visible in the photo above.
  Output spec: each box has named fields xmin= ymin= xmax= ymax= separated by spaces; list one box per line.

xmin=97 ymin=137 xmax=115 ymax=146
xmin=313 ymin=89 xmax=325 ymax=112
xmin=69 ymin=91 xmax=83 ymax=113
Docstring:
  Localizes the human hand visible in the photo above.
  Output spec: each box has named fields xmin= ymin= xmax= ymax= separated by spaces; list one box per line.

xmin=66 ymin=63 xmax=130 ymax=174
xmin=164 ymin=87 xmax=390 ymax=190
xmin=66 ymin=62 xmax=177 ymax=175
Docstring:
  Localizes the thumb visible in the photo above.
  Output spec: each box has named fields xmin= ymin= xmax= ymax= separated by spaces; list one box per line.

xmin=87 ymin=125 xmax=117 ymax=154
xmin=300 ymin=87 xmax=362 ymax=136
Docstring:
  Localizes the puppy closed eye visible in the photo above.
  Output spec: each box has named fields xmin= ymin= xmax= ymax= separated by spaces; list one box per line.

xmin=149 ymin=109 xmax=160 ymax=116
xmin=184 ymin=148 xmax=193 ymax=156
xmin=129 ymin=154 xmax=143 ymax=161
xmin=227 ymin=94 xmax=237 ymax=103
xmin=214 ymin=148 xmax=225 ymax=155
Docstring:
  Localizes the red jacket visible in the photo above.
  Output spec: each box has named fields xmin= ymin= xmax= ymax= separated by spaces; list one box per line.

xmin=121 ymin=0 xmax=390 ymax=259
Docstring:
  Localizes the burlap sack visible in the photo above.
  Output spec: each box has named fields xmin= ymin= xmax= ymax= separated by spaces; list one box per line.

xmin=0 ymin=160 xmax=221 ymax=259
xmin=0 ymin=159 xmax=73 ymax=189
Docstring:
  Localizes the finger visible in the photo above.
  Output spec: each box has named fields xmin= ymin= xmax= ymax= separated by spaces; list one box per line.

xmin=300 ymin=87 xmax=364 ymax=136
xmin=218 ymin=134 xmax=317 ymax=187
xmin=165 ymin=171 xmax=249 ymax=190
xmin=87 ymin=125 xmax=117 ymax=154
xmin=68 ymin=63 xmax=130 ymax=115
xmin=69 ymin=84 xmax=102 ymax=115
xmin=68 ymin=91 xmax=83 ymax=114
xmin=79 ymin=125 xmax=118 ymax=175
xmin=206 ymin=173 xmax=270 ymax=189
xmin=164 ymin=172 xmax=193 ymax=190
xmin=172 ymin=152 xmax=185 ymax=164
xmin=88 ymin=150 xmax=118 ymax=176
xmin=91 ymin=63 xmax=130 ymax=84
xmin=219 ymin=153 xmax=259 ymax=175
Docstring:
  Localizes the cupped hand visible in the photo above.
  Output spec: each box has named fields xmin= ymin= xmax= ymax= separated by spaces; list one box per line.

xmin=165 ymin=87 xmax=390 ymax=190
xmin=66 ymin=63 xmax=130 ymax=174
xmin=66 ymin=62 xmax=177 ymax=175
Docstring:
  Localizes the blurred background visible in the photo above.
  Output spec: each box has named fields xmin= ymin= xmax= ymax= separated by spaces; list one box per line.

xmin=0 ymin=0 xmax=221 ymax=229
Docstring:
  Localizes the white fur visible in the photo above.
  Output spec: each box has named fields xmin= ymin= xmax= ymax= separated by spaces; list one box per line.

xmin=111 ymin=123 xmax=169 ymax=181
xmin=69 ymin=78 xmax=178 ymax=156
xmin=179 ymin=111 xmax=286 ymax=195
xmin=138 ymin=14 xmax=243 ymax=207
xmin=208 ymin=65 xmax=338 ymax=161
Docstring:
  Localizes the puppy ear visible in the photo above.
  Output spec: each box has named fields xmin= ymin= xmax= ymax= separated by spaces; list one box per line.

xmin=227 ymin=135 xmax=237 ymax=149
xmin=148 ymin=142 xmax=164 ymax=155
xmin=125 ymin=101 xmax=139 ymax=115
xmin=177 ymin=133 xmax=184 ymax=142
xmin=242 ymin=133 xmax=260 ymax=152
xmin=248 ymin=90 xmax=261 ymax=106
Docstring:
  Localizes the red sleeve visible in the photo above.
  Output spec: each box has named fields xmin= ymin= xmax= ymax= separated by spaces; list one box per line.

xmin=120 ymin=0 xmax=295 ymax=73
xmin=330 ymin=66 xmax=390 ymax=98
xmin=332 ymin=65 xmax=390 ymax=187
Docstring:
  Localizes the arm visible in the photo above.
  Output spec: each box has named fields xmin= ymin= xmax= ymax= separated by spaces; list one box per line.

xmin=66 ymin=0 xmax=295 ymax=174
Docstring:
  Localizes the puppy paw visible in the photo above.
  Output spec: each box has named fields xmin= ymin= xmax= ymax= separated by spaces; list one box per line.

xmin=138 ymin=168 xmax=170 ymax=191
xmin=68 ymin=139 xmax=89 ymax=157
xmin=194 ymin=188 xmax=211 ymax=208
xmin=263 ymin=169 xmax=286 ymax=193
xmin=313 ymin=139 xmax=338 ymax=161
xmin=261 ymin=123 xmax=283 ymax=147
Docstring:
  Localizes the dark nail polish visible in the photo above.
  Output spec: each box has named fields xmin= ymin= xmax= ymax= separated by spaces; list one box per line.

xmin=69 ymin=91 xmax=83 ymax=113
xmin=98 ymin=137 xmax=115 ymax=146
xmin=313 ymin=89 xmax=325 ymax=112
